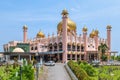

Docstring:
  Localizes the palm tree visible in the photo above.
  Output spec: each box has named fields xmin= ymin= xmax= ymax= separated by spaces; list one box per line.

xmin=98 ymin=43 xmax=108 ymax=61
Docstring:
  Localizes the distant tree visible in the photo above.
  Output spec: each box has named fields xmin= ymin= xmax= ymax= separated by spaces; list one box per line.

xmin=116 ymin=56 xmax=120 ymax=61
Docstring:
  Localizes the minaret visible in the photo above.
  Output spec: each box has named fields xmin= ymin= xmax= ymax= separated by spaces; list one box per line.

xmin=107 ymin=25 xmax=112 ymax=60
xmin=23 ymin=25 xmax=28 ymax=43
xmin=48 ymin=33 xmax=50 ymax=38
xmin=61 ymin=9 xmax=68 ymax=63
xmin=82 ymin=26 xmax=88 ymax=60
xmin=48 ymin=33 xmax=50 ymax=43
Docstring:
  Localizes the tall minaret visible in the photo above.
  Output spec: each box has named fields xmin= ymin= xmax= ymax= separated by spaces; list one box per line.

xmin=82 ymin=26 xmax=88 ymax=60
xmin=23 ymin=25 xmax=28 ymax=43
xmin=107 ymin=25 xmax=112 ymax=57
xmin=62 ymin=9 xmax=68 ymax=63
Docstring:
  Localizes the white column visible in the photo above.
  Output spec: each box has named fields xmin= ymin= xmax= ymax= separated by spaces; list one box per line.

xmin=5 ymin=55 xmax=8 ymax=61
xmin=18 ymin=54 xmax=20 ymax=60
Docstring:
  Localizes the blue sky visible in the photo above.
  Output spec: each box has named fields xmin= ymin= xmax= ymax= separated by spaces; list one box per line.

xmin=0 ymin=0 xmax=120 ymax=54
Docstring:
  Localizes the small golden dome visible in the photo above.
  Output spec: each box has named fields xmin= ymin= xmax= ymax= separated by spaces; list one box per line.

xmin=107 ymin=25 xmax=112 ymax=29
xmin=36 ymin=31 xmax=45 ymax=38
xmin=23 ymin=25 xmax=28 ymax=29
xmin=94 ymin=29 xmax=99 ymax=36
xmin=90 ymin=30 xmax=96 ymax=38
xmin=82 ymin=26 xmax=88 ymax=32
xmin=57 ymin=18 xmax=76 ymax=32
xmin=61 ymin=9 xmax=69 ymax=15
xmin=90 ymin=33 xmax=94 ymax=38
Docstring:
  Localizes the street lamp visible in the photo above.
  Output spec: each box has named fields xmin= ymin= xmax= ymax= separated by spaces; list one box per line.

xmin=35 ymin=53 xmax=38 ymax=62
xmin=98 ymin=49 xmax=101 ymax=62
xmin=36 ymin=64 xmax=39 ymax=80
xmin=20 ymin=65 xmax=22 ymax=80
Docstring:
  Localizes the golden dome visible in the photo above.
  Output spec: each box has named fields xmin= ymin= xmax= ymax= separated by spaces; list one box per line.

xmin=23 ymin=25 xmax=28 ymax=29
xmin=94 ymin=29 xmax=99 ymax=36
xmin=82 ymin=26 xmax=88 ymax=32
xmin=36 ymin=31 xmax=45 ymax=38
xmin=90 ymin=30 xmax=96 ymax=38
xmin=90 ymin=33 xmax=94 ymax=38
xmin=107 ymin=25 xmax=112 ymax=29
xmin=57 ymin=18 xmax=76 ymax=32
xmin=61 ymin=9 xmax=69 ymax=15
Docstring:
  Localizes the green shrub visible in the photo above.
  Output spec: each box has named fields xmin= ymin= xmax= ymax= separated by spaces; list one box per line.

xmin=79 ymin=62 xmax=97 ymax=77
xmin=68 ymin=61 xmax=93 ymax=80
xmin=0 ymin=60 xmax=35 ymax=80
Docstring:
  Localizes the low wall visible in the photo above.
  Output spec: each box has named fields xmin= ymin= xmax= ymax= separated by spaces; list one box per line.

xmin=64 ymin=64 xmax=78 ymax=80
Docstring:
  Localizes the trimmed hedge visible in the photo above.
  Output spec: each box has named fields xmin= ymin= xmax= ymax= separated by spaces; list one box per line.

xmin=68 ymin=61 xmax=93 ymax=80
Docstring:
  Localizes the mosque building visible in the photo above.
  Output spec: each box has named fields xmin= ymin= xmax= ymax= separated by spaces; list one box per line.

xmin=3 ymin=9 xmax=112 ymax=63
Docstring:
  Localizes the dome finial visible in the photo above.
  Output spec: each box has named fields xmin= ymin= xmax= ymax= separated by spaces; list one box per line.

xmin=61 ymin=9 xmax=69 ymax=15
xmin=23 ymin=25 xmax=28 ymax=29
xmin=107 ymin=25 xmax=112 ymax=29
xmin=48 ymin=33 xmax=50 ymax=37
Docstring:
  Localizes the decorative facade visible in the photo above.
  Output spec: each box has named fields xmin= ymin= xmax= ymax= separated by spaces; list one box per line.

xmin=3 ymin=9 xmax=112 ymax=63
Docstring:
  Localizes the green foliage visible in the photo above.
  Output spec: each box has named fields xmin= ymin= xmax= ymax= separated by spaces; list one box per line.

xmin=116 ymin=56 xmax=120 ymax=61
xmin=22 ymin=65 xmax=34 ymax=80
xmin=79 ymin=63 xmax=97 ymax=76
xmin=98 ymin=43 xmax=108 ymax=61
xmin=77 ymin=60 xmax=82 ymax=65
xmin=68 ymin=61 xmax=120 ymax=80
xmin=0 ymin=60 xmax=35 ymax=80
xmin=13 ymin=57 xmax=19 ymax=69
xmin=98 ymin=66 xmax=120 ymax=80
xmin=33 ymin=59 xmax=37 ymax=65
xmin=68 ymin=60 xmax=93 ymax=80
xmin=111 ymin=56 xmax=116 ymax=60
xmin=0 ymin=66 xmax=10 ymax=80
xmin=98 ymin=43 xmax=108 ymax=54
xmin=101 ymin=54 xmax=107 ymax=61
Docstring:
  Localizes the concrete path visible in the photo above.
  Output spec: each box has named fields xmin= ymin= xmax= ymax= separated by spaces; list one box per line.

xmin=46 ymin=63 xmax=71 ymax=80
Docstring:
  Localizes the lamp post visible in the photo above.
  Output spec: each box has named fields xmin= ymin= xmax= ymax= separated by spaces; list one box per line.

xmin=50 ymin=52 xmax=52 ymax=61
xmin=35 ymin=52 xmax=39 ymax=80
xmin=36 ymin=53 xmax=38 ymax=62
xmin=20 ymin=65 xmax=22 ymax=80
xmin=98 ymin=49 xmax=101 ymax=62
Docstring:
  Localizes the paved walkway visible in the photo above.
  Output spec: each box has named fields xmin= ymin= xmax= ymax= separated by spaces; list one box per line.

xmin=46 ymin=63 xmax=71 ymax=80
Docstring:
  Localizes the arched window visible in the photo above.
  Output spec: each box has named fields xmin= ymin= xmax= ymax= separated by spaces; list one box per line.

xmin=31 ymin=47 xmax=34 ymax=50
xmin=48 ymin=43 xmax=52 ymax=51
xmin=77 ymin=45 xmax=80 ymax=51
xmin=35 ymin=46 xmax=37 ymax=50
xmin=81 ymin=45 xmax=84 ymax=52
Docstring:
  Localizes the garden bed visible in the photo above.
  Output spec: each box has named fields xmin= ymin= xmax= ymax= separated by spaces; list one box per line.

xmin=67 ymin=60 xmax=120 ymax=80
